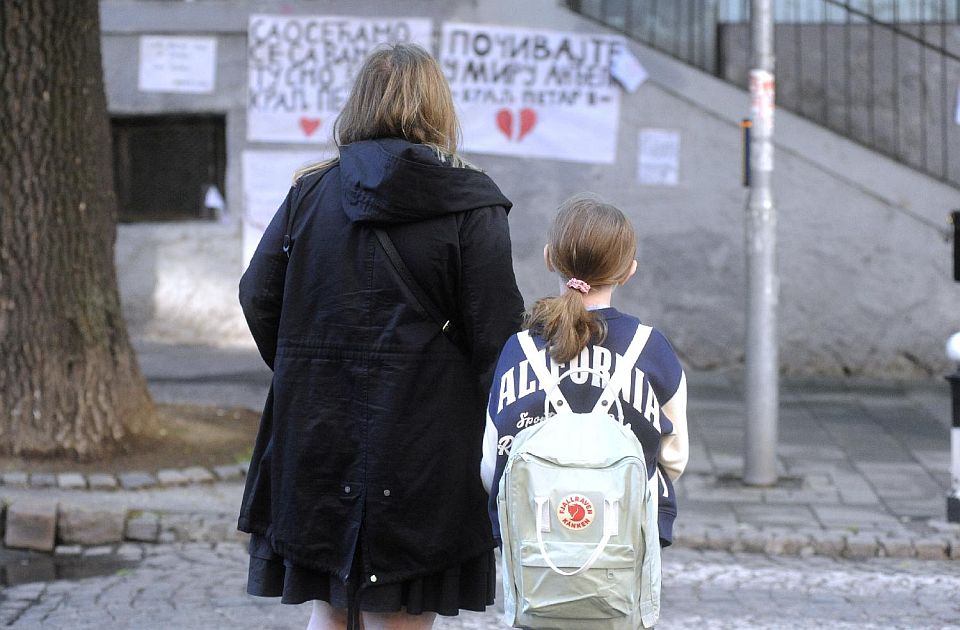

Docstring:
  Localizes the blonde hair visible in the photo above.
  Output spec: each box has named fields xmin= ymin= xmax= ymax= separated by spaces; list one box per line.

xmin=525 ymin=194 xmax=637 ymax=364
xmin=296 ymin=43 xmax=465 ymax=180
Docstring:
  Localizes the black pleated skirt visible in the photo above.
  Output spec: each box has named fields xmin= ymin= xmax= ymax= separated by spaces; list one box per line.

xmin=246 ymin=534 xmax=496 ymax=616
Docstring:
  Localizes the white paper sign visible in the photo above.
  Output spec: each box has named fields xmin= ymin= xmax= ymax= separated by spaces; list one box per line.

xmin=610 ymin=46 xmax=648 ymax=93
xmin=138 ymin=36 xmax=217 ymax=93
xmin=247 ymin=15 xmax=433 ymax=144
xmin=441 ymin=23 xmax=624 ymax=164
xmin=242 ymin=150 xmax=335 ymax=267
xmin=638 ymin=129 xmax=680 ymax=186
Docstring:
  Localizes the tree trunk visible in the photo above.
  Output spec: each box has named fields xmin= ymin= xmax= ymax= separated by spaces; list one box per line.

xmin=0 ymin=0 xmax=156 ymax=458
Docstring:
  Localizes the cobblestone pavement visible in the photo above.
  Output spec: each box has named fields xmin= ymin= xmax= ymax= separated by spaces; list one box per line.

xmin=2 ymin=543 xmax=958 ymax=629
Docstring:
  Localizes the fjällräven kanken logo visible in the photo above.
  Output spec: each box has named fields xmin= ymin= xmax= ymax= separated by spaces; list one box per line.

xmin=557 ymin=494 xmax=594 ymax=530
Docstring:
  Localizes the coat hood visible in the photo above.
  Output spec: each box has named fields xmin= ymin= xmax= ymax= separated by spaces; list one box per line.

xmin=339 ymin=138 xmax=512 ymax=224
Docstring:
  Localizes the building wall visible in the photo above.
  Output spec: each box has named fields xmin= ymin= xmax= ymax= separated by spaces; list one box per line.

xmin=101 ymin=0 xmax=960 ymax=376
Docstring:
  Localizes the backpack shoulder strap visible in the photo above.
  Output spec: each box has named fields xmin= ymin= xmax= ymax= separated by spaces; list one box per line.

xmin=592 ymin=324 xmax=653 ymax=414
xmin=516 ymin=331 xmax=569 ymax=412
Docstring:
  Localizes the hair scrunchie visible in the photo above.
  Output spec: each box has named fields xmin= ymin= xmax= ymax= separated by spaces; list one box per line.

xmin=566 ymin=278 xmax=591 ymax=294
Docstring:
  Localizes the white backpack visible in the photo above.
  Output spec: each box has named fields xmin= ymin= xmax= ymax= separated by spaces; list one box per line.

xmin=498 ymin=327 xmax=661 ymax=629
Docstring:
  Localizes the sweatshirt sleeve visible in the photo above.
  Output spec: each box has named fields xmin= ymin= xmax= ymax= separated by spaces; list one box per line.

xmin=659 ymin=372 xmax=688 ymax=481
xmin=458 ymin=206 xmax=525 ymax=393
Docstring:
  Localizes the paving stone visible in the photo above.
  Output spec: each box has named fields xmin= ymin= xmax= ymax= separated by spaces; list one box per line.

xmin=58 ymin=504 xmax=126 ymax=545
xmin=124 ymin=512 xmax=160 ymax=543
xmin=86 ymin=473 xmax=118 ymax=490
xmin=180 ymin=466 xmax=215 ymax=484
xmin=811 ymin=531 xmax=846 ymax=557
xmin=116 ymin=543 xmax=144 ymax=560
xmin=28 ymin=473 xmax=57 ymax=488
xmin=914 ymin=536 xmax=950 ymax=560
xmin=927 ymin=519 xmax=960 ymax=534
xmin=82 ymin=545 xmax=114 ymax=557
xmin=703 ymin=528 xmax=736 ymax=552
xmin=4 ymin=500 xmax=57 ymax=551
xmin=2 ymin=471 xmax=28 ymax=487
xmin=878 ymin=536 xmax=914 ymax=558
xmin=55 ymin=544 xmax=83 ymax=556
xmin=843 ymin=532 xmax=878 ymax=559
xmin=117 ymin=471 xmax=157 ymax=490
xmin=56 ymin=472 xmax=87 ymax=490
xmin=673 ymin=524 xmax=708 ymax=549
xmin=738 ymin=527 xmax=768 ymax=554
xmin=764 ymin=531 xmax=810 ymax=556
xmin=212 ymin=464 xmax=245 ymax=481
xmin=156 ymin=469 xmax=190 ymax=487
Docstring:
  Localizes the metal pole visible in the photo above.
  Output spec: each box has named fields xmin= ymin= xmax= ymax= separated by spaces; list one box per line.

xmin=743 ymin=0 xmax=779 ymax=486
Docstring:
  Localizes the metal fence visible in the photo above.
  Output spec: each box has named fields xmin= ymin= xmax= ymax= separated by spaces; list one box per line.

xmin=568 ymin=0 xmax=960 ymax=188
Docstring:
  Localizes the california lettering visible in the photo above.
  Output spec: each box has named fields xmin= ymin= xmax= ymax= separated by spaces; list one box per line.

xmin=496 ymin=345 xmax=662 ymax=431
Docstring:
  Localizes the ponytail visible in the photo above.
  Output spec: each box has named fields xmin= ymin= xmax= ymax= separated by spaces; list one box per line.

xmin=525 ymin=290 xmax=608 ymax=364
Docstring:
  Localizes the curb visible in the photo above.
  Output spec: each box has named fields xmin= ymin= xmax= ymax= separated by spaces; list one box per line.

xmin=1 ymin=500 xmax=248 ymax=553
xmin=671 ymin=523 xmax=960 ymax=561
xmin=2 ymin=498 xmax=959 ymax=561
xmin=0 ymin=462 xmax=249 ymax=492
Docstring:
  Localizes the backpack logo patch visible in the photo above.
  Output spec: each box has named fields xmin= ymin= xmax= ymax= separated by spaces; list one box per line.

xmin=557 ymin=494 xmax=595 ymax=530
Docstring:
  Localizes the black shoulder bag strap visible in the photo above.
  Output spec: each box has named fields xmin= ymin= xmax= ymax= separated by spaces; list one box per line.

xmin=372 ymin=227 xmax=458 ymax=343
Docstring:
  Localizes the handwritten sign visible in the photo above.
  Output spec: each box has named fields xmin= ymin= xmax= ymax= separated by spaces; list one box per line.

xmin=441 ymin=23 xmax=628 ymax=164
xmin=241 ymin=150 xmax=334 ymax=267
xmin=138 ymin=36 xmax=217 ymax=93
xmin=247 ymin=15 xmax=433 ymax=144
xmin=637 ymin=129 xmax=680 ymax=186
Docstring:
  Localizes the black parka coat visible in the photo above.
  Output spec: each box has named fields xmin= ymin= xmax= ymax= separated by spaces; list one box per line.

xmin=238 ymin=138 xmax=524 ymax=587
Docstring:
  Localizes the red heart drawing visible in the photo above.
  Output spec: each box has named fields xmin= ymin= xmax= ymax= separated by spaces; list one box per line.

xmin=299 ymin=117 xmax=322 ymax=137
xmin=518 ymin=108 xmax=537 ymax=140
xmin=495 ymin=109 xmax=513 ymax=140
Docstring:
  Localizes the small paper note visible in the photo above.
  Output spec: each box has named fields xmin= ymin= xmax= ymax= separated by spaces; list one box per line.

xmin=610 ymin=46 xmax=648 ymax=93
xmin=638 ymin=129 xmax=680 ymax=186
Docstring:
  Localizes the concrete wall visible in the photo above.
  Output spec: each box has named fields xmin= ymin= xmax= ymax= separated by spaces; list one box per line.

xmin=101 ymin=0 xmax=960 ymax=376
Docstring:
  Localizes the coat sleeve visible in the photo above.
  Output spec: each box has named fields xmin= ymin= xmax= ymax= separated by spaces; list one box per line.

xmin=239 ymin=183 xmax=297 ymax=370
xmin=458 ymin=206 xmax=525 ymax=394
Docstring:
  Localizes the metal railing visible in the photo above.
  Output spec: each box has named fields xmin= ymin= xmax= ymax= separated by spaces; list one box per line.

xmin=568 ymin=0 xmax=960 ymax=188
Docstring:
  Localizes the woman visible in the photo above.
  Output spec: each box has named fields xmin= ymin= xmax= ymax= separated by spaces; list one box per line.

xmin=238 ymin=43 xmax=524 ymax=630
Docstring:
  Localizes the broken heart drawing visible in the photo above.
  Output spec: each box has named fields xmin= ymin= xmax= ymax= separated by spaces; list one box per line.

xmin=495 ymin=108 xmax=537 ymax=141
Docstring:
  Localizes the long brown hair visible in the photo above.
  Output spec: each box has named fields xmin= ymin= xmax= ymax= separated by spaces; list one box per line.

xmin=296 ymin=43 xmax=463 ymax=180
xmin=526 ymin=194 xmax=637 ymax=364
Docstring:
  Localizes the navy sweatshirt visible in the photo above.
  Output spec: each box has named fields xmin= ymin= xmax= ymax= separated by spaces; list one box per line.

xmin=480 ymin=308 xmax=689 ymax=546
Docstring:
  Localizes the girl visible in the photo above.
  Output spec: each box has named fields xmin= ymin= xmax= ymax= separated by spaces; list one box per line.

xmin=239 ymin=44 xmax=524 ymax=630
xmin=481 ymin=193 xmax=689 ymax=550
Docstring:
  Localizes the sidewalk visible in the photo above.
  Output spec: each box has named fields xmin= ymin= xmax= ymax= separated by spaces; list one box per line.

xmin=19 ymin=340 xmax=956 ymax=559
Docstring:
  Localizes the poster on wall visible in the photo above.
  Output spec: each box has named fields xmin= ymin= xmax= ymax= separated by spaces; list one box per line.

xmin=440 ymin=23 xmax=635 ymax=164
xmin=637 ymin=128 xmax=680 ymax=186
xmin=247 ymin=15 xmax=433 ymax=143
xmin=138 ymin=36 xmax=217 ymax=93
xmin=241 ymin=150 xmax=334 ymax=267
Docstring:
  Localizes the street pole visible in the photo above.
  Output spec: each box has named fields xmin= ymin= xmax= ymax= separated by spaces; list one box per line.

xmin=743 ymin=0 xmax=779 ymax=486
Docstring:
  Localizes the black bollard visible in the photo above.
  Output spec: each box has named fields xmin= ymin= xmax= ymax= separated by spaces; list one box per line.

xmin=948 ymin=365 xmax=960 ymax=523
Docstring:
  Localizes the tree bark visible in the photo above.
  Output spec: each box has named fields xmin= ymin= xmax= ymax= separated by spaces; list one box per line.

xmin=0 ymin=0 xmax=156 ymax=458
